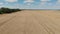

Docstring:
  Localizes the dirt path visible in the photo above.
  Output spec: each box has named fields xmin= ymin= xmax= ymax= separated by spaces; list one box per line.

xmin=0 ymin=10 xmax=60 ymax=34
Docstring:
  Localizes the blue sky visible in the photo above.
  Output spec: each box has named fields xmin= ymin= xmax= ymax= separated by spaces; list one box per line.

xmin=0 ymin=0 xmax=60 ymax=9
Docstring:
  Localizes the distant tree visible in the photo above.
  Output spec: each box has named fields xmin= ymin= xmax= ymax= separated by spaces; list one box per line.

xmin=0 ymin=7 xmax=21 ymax=14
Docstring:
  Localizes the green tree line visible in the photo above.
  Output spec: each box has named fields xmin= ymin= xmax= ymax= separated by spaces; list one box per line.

xmin=0 ymin=7 xmax=21 ymax=14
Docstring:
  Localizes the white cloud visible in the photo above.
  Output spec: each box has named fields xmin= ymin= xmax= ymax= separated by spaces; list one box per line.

xmin=24 ymin=0 xmax=34 ymax=6
xmin=47 ymin=3 xmax=52 ymax=6
xmin=58 ymin=0 xmax=60 ymax=2
xmin=40 ymin=2 xmax=46 ymax=5
xmin=40 ymin=0 xmax=51 ymax=1
xmin=0 ymin=6 xmax=3 ymax=8
xmin=5 ymin=0 xmax=18 ymax=2
xmin=0 ymin=3 xmax=4 ymax=5
xmin=57 ymin=0 xmax=60 ymax=3
xmin=27 ymin=3 xmax=31 ymax=5
xmin=24 ymin=0 xmax=34 ymax=3
xmin=0 ymin=3 xmax=3 ymax=5
xmin=40 ymin=2 xmax=48 ymax=6
xmin=55 ymin=0 xmax=60 ymax=5
xmin=0 ymin=2 xmax=4 ymax=8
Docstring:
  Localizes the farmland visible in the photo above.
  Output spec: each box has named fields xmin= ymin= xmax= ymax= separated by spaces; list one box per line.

xmin=0 ymin=10 xmax=60 ymax=34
